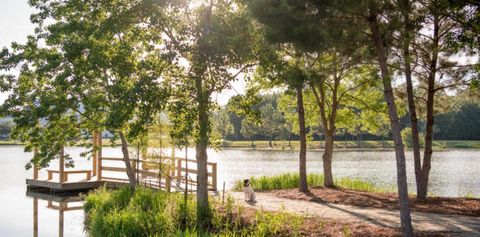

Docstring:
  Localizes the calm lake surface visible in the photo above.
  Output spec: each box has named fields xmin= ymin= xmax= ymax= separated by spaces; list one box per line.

xmin=0 ymin=145 xmax=479 ymax=236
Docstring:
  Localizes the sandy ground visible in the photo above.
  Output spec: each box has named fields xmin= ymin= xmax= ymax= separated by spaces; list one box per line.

xmin=231 ymin=192 xmax=480 ymax=236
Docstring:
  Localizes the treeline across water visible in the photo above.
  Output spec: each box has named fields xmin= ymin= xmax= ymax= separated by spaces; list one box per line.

xmin=212 ymin=94 xmax=480 ymax=144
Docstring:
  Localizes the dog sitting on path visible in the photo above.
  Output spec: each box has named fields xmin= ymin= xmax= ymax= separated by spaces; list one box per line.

xmin=243 ymin=179 xmax=256 ymax=203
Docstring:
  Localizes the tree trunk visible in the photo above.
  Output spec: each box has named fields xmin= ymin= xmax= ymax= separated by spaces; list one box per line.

xmin=251 ymin=138 xmax=254 ymax=148
xmin=368 ymin=14 xmax=413 ymax=236
xmin=310 ymin=82 xmax=335 ymax=188
xmin=419 ymin=13 xmax=439 ymax=201
xmin=268 ymin=139 xmax=272 ymax=148
xmin=119 ymin=132 xmax=136 ymax=189
xmin=323 ymin=130 xmax=334 ymax=187
xmin=296 ymin=85 xmax=309 ymax=192
xmin=401 ymin=0 xmax=423 ymax=201
xmin=195 ymin=76 xmax=210 ymax=229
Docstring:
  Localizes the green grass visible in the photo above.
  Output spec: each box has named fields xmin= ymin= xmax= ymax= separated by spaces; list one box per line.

xmin=84 ymin=186 xmax=304 ymax=237
xmin=223 ymin=140 xmax=480 ymax=150
xmin=233 ymin=173 xmax=393 ymax=193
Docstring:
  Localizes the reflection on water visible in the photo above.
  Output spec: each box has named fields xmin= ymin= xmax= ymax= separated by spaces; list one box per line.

xmin=0 ymin=145 xmax=479 ymax=236
xmin=27 ymin=191 xmax=85 ymax=237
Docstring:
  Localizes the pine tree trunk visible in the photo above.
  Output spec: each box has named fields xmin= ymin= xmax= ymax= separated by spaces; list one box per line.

xmin=119 ymin=132 xmax=136 ymax=189
xmin=418 ymin=13 xmax=439 ymax=201
xmin=368 ymin=14 xmax=413 ymax=236
xmin=323 ymin=131 xmax=334 ymax=187
xmin=296 ymin=85 xmax=309 ymax=192
xmin=401 ymin=0 xmax=423 ymax=201
xmin=195 ymin=76 xmax=210 ymax=229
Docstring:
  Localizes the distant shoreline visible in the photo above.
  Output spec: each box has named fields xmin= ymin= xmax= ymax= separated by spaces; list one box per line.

xmin=1 ymin=139 xmax=479 ymax=150
xmin=220 ymin=140 xmax=480 ymax=150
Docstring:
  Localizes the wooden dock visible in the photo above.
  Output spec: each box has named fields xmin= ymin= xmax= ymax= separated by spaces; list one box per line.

xmin=27 ymin=132 xmax=218 ymax=193
xmin=26 ymin=179 xmax=105 ymax=192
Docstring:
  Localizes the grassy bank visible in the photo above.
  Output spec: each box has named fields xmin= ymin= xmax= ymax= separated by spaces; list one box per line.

xmin=223 ymin=140 xmax=480 ymax=150
xmin=84 ymin=186 xmax=409 ymax=236
xmin=233 ymin=173 xmax=393 ymax=193
xmin=84 ymin=186 xmax=305 ymax=236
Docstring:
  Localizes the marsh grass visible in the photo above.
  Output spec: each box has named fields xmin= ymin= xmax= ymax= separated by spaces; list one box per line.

xmin=85 ymin=186 xmax=304 ymax=237
xmin=233 ymin=173 xmax=394 ymax=193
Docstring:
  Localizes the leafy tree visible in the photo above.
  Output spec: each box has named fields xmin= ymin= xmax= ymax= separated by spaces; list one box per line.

xmin=0 ymin=121 xmax=13 ymax=138
xmin=240 ymin=118 xmax=259 ymax=147
xmin=396 ymin=0 xmax=478 ymax=201
xmin=259 ymin=103 xmax=285 ymax=147
xmin=309 ymin=52 xmax=382 ymax=187
xmin=149 ymin=0 xmax=260 ymax=226
xmin=1 ymin=0 xmax=171 ymax=188
xmin=212 ymin=109 xmax=234 ymax=145
xmin=246 ymin=0 xmax=414 ymax=234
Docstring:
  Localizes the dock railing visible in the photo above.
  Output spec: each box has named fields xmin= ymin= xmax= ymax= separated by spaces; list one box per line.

xmin=99 ymin=156 xmax=217 ymax=192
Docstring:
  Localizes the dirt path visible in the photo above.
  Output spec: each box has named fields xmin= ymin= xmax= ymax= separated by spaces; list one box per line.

xmin=231 ymin=192 xmax=480 ymax=236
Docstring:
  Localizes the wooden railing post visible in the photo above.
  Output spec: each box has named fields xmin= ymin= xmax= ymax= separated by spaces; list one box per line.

xmin=176 ymin=159 xmax=182 ymax=179
xmin=33 ymin=147 xmax=39 ymax=180
xmin=97 ymin=132 xmax=102 ymax=181
xmin=92 ymin=132 xmax=97 ymax=176
xmin=165 ymin=164 xmax=171 ymax=192
xmin=59 ymin=146 xmax=65 ymax=183
xmin=211 ymin=163 xmax=217 ymax=191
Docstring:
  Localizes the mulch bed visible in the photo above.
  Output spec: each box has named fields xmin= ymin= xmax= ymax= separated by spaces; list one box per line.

xmin=269 ymin=187 xmax=480 ymax=217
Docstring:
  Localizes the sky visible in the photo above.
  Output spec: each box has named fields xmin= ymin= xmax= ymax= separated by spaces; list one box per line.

xmin=0 ymin=0 xmax=245 ymax=105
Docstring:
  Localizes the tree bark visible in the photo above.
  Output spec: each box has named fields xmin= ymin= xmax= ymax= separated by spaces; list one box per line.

xmin=368 ymin=13 xmax=413 ymax=236
xmin=119 ymin=132 xmax=136 ymax=189
xmin=419 ymin=13 xmax=439 ymax=201
xmin=296 ymin=85 xmax=309 ymax=192
xmin=310 ymin=82 xmax=335 ymax=187
xmin=195 ymin=75 xmax=210 ymax=229
xmin=401 ymin=0 xmax=423 ymax=201
xmin=323 ymin=130 xmax=334 ymax=187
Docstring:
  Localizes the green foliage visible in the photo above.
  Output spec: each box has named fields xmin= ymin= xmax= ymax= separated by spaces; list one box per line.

xmin=233 ymin=173 xmax=392 ymax=192
xmin=1 ymin=0 xmax=171 ymax=169
xmin=84 ymin=186 xmax=304 ymax=237
xmin=212 ymin=109 xmax=234 ymax=141
xmin=233 ymin=173 xmax=324 ymax=191
xmin=401 ymin=127 xmax=425 ymax=148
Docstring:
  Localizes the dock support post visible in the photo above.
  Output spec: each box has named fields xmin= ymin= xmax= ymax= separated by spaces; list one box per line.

xmin=59 ymin=202 xmax=64 ymax=237
xmin=33 ymin=197 xmax=38 ymax=237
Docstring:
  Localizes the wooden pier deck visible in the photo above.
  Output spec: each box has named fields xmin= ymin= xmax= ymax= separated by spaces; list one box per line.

xmin=26 ymin=179 xmax=105 ymax=192
xmin=27 ymin=133 xmax=218 ymax=193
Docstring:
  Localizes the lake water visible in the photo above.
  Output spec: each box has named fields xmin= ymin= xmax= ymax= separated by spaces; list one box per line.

xmin=0 ymin=145 xmax=479 ymax=236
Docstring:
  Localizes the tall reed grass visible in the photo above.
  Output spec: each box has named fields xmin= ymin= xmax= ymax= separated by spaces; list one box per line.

xmin=233 ymin=173 xmax=392 ymax=192
xmin=84 ymin=186 xmax=304 ymax=236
